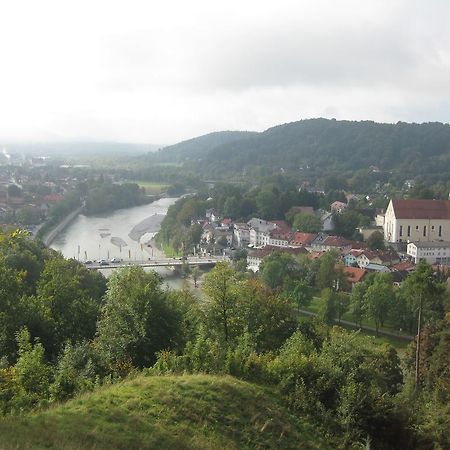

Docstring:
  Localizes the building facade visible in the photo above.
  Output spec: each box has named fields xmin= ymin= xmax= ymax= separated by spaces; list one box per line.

xmin=383 ymin=199 xmax=450 ymax=243
xmin=407 ymin=241 xmax=450 ymax=265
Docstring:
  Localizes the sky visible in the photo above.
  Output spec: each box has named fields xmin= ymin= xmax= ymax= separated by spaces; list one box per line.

xmin=0 ymin=0 xmax=449 ymax=145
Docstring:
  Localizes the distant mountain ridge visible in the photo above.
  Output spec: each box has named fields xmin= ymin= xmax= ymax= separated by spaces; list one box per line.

xmin=153 ymin=119 xmax=450 ymax=179
xmin=155 ymin=130 xmax=258 ymax=162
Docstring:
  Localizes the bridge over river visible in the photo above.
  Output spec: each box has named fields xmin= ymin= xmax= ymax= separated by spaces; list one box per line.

xmin=86 ymin=256 xmax=225 ymax=271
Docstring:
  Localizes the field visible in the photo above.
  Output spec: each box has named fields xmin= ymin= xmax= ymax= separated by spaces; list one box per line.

xmin=0 ymin=375 xmax=333 ymax=450
xmin=130 ymin=181 xmax=170 ymax=194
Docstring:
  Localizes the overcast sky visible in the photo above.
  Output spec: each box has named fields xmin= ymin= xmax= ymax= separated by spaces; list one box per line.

xmin=0 ymin=0 xmax=449 ymax=145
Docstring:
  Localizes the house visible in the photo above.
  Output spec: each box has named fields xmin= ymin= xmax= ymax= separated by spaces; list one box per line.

xmin=383 ymin=199 xmax=450 ymax=243
xmin=233 ymin=223 xmax=250 ymax=247
xmin=291 ymin=232 xmax=317 ymax=247
xmin=344 ymin=249 xmax=364 ymax=266
xmin=311 ymin=234 xmax=352 ymax=253
xmin=247 ymin=218 xmax=277 ymax=247
xmin=221 ymin=218 xmax=233 ymax=228
xmin=365 ymin=263 xmax=391 ymax=272
xmin=330 ymin=201 xmax=348 ymax=214
xmin=268 ymin=228 xmax=292 ymax=247
xmin=356 ymin=250 xmax=400 ymax=268
xmin=342 ymin=266 xmax=367 ymax=287
xmin=407 ymin=241 xmax=450 ymax=265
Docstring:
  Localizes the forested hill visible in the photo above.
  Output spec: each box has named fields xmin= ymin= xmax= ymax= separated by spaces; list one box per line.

xmin=153 ymin=130 xmax=258 ymax=162
xmin=152 ymin=119 xmax=450 ymax=180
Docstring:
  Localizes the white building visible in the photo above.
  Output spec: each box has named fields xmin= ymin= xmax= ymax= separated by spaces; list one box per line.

xmin=247 ymin=218 xmax=277 ymax=247
xmin=407 ymin=241 xmax=450 ymax=265
xmin=383 ymin=199 xmax=450 ymax=243
xmin=233 ymin=223 xmax=250 ymax=247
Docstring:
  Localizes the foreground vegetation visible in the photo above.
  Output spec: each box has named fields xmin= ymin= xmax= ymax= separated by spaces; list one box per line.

xmin=0 ymin=230 xmax=448 ymax=449
xmin=0 ymin=374 xmax=332 ymax=450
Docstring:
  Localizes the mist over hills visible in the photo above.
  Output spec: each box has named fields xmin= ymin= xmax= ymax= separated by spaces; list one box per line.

xmin=2 ymin=141 xmax=160 ymax=156
xmin=153 ymin=119 xmax=450 ymax=180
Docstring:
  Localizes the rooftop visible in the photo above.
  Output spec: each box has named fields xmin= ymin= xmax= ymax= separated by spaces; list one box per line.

xmin=409 ymin=241 xmax=450 ymax=249
xmin=392 ymin=199 xmax=450 ymax=220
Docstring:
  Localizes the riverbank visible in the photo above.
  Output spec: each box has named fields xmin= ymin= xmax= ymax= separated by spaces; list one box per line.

xmin=42 ymin=205 xmax=85 ymax=246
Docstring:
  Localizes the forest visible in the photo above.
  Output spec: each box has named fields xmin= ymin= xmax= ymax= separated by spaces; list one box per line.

xmin=147 ymin=119 xmax=450 ymax=186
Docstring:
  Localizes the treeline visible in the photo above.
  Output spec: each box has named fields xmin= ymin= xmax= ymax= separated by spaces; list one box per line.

xmin=0 ymin=231 xmax=448 ymax=449
xmin=259 ymin=251 xmax=447 ymax=336
xmin=85 ymin=182 xmax=150 ymax=215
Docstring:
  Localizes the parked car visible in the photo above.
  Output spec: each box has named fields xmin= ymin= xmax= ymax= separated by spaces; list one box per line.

xmin=110 ymin=257 xmax=122 ymax=263
xmin=84 ymin=260 xmax=93 ymax=265
xmin=97 ymin=259 xmax=109 ymax=266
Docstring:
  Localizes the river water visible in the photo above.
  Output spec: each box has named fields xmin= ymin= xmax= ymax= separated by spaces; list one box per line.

xmin=51 ymin=197 xmax=188 ymax=290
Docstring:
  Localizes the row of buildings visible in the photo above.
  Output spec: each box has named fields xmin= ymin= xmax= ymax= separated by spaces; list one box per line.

xmin=198 ymin=198 xmax=450 ymax=288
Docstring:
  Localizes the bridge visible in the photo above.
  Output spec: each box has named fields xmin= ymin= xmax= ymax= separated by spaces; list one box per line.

xmin=86 ymin=256 xmax=225 ymax=271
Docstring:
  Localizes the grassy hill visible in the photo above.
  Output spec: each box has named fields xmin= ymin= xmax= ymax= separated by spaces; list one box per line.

xmin=0 ymin=374 xmax=332 ymax=450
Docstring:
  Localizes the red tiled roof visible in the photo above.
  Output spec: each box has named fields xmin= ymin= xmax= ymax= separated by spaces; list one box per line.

xmin=221 ymin=218 xmax=232 ymax=225
xmin=270 ymin=229 xmax=293 ymax=240
xmin=292 ymin=232 xmax=317 ymax=246
xmin=392 ymin=199 xmax=450 ymax=220
xmin=271 ymin=220 xmax=292 ymax=233
xmin=342 ymin=266 xmax=367 ymax=284
xmin=392 ymin=261 xmax=415 ymax=272
xmin=323 ymin=236 xmax=352 ymax=247
xmin=350 ymin=241 xmax=367 ymax=250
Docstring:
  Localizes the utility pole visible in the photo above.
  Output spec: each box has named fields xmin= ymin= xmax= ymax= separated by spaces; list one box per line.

xmin=415 ymin=292 xmax=423 ymax=389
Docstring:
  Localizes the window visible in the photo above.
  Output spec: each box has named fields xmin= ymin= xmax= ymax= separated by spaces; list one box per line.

xmin=416 ymin=225 xmax=419 ymax=230
xmin=407 ymin=225 xmax=411 ymax=237
xmin=399 ymin=225 xmax=403 ymax=237
xmin=423 ymin=226 xmax=427 ymax=237
xmin=431 ymin=225 xmax=435 ymax=231
xmin=439 ymin=225 xmax=442 ymax=237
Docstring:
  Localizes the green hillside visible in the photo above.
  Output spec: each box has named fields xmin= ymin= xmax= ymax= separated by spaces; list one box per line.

xmin=153 ymin=130 xmax=258 ymax=162
xmin=152 ymin=119 xmax=450 ymax=181
xmin=0 ymin=374 xmax=332 ymax=450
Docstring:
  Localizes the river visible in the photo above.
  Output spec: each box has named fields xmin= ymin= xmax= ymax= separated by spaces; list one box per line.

xmin=50 ymin=197 xmax=188 ymax=290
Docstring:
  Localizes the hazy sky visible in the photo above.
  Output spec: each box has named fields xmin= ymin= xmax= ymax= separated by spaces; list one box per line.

xmin=0 ymin=0 xmax=449 ymax=144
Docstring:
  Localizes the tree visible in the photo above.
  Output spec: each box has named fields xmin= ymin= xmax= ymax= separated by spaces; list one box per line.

xmin=349 ymin=282 xmax=368 ymax=328
xmin=366 ymin=231 xmax=385 ymax=250
xmin=96 ymin=266 xmax=183 ymax=368
xmin=7 ymin=184 xmax=22 ymax=197
xmin=203 ymin=262 xmax=238 ymax=344
xmin=318 ymin=288 xmax=336 ymax=325
xmin=256 ymin=190 xmax=278 ymax=219
xmin=364 ymin=273 xmax=394 ymax=336
xmin=33 ymin=256 xmax=106 ymax=358
xmin=0 ymin=256 xmax=26 ymax=361
xmin=316 ymin=252 xmax=338 ymax=290
xmin=292 ymin=213 xmax=322 ymax=233
xmin=260 ymin=252 xmax=298 ymax=290
xmin=292 ymin=280 xmax=311 ymax=311
xmin=13 ymin=328 xmax=52 ymax=410
xmin=233 ymin=279 xmax=297 ymax=351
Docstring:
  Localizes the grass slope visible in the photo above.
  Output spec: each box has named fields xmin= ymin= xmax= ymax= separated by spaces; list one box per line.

xmin=0 ymin=374 xmax=332 ymax=450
